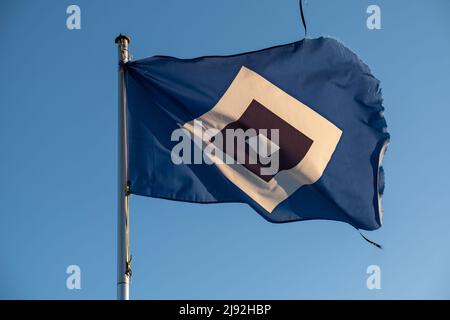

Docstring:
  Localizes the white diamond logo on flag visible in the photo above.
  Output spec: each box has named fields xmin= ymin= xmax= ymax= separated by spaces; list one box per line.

xmin=183 ymin=66 xmax=342 ymax=213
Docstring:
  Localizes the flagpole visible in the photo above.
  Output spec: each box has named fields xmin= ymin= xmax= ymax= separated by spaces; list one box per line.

xmin=115 ymin=34 xmax=131 ymax=300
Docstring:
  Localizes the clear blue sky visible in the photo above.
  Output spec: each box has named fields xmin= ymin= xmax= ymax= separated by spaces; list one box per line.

xmin=1 ymin=0 xmax=450 ymax=299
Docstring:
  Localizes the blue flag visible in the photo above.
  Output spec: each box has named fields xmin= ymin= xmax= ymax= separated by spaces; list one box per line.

xmin=124 ymin=37 xmax=389 ymax=231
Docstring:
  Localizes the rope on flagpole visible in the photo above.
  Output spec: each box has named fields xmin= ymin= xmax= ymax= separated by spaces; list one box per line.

xmin=299 ymin=0 xmax=307 ymax=38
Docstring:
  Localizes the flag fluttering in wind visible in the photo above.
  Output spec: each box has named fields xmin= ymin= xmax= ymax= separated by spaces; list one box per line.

xmin=123 ymin=37 xmax=389 ymax=231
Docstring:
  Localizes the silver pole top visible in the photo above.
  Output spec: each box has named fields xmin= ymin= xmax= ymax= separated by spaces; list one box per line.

xmin=115 ymin=33 xmax=131 ymax=44
xmin=115 ymin=34 xmax=131 ymax=63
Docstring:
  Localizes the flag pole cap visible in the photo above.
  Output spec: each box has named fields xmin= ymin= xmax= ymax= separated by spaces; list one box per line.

xmin=115 ymin=34 xmax=131 ymax=44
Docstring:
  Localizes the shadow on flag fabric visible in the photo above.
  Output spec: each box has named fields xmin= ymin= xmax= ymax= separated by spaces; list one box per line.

xmin=124 ymin=37 xmax=389 ymax=231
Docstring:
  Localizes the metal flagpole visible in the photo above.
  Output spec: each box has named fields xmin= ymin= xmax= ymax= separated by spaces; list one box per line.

xmin=115 ymin=34 xmax=131 ymax=300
